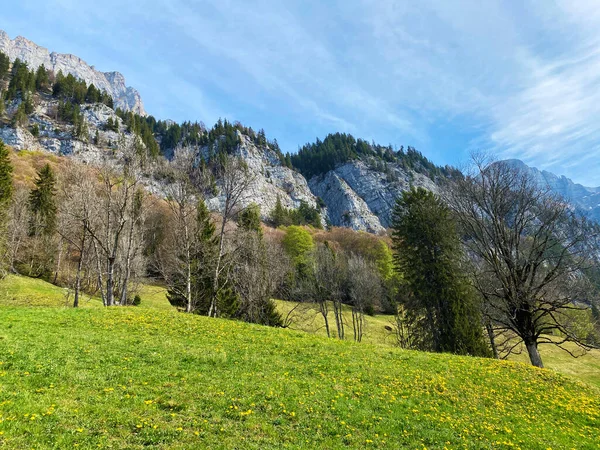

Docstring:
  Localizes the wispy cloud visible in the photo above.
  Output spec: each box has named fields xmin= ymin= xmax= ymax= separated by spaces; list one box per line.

xmin=3 ymin=0 xmax=600 ymax=183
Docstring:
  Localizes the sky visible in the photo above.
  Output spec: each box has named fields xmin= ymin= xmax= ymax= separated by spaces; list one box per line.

xmin=2 ymin=0 xmax=600 ymax=185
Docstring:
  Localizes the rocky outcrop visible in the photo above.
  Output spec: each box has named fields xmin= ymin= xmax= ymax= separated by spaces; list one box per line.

xmin=309 ymin=159 xmax=438 ymax=232
xmin=309 ymin=170 xmax=384 ymax=233
xmin=205 ymin=133 xmax=324 ymax=224
xmin=0 ymin=30 xmax=145 ymax=115
xmin=503 ymin=159 xmax=600 ymax=222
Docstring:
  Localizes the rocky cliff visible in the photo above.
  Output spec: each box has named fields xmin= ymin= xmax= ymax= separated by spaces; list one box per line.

xmin=204 ymin=132 xmax=323 ymax=223
xmin=309 ymin=159 xmax=438 ymax=232
xmin=503 ymin=159 xmax=600 ymax=222
xmin=0 ymin=30 xmax=145 ymax=115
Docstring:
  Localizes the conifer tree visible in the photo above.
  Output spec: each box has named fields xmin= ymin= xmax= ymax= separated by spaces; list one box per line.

xmin=28 ymin=164 xmax=57 ymax=237
xmin=0 ymin=140 xmax=13 ymax=275
xmin=391 ymin=188 xmax=490 ymax=357
xmin=238 ymin=203 xmax=262 ymax=236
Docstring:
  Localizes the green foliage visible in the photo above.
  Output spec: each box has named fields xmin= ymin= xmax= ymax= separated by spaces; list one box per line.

xmin=31 ymin=123 xmax=40 ymax=137
xmin=392 ymin=188 xmax=490 ymax=357
xmin=238 ymin=203 xmax=262 ymax=236
xmin=132 ymin=294 xmax=142 ymax=306
xmin=115 ymin=109 xmax=159 ymax=158
xmin=28 ymin=163 xmax=57 ymax=237
xmin=35 ymin=65 xmax=50 ymax=92
xmin=270 ymin=196 xmax=322 ymax=228
xmin=11 ymin=102 xmax=28 ymax=127
xmin=282 ymin=225 xmax=314 ymax=277
xmin=0 ymin=51 xmax=9 ymax=80
xmin=0 ymin=140 xmax=12 ymax=207
xmin=291 ymin=132 xmax=460 ymax=180
xmin=0 ymin=306 xmax=598 ymax=448
xmin=0 ymin=140 xmax=13 ymax=274
xmin=105 ymin=116 xmax=119 ymax=132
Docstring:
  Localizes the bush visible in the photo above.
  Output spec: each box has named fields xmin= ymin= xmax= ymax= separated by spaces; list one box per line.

xmin=132 ymin=295 xmax=141 ymax=306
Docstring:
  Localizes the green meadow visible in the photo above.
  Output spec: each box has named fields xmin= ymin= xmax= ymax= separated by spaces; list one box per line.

xmin=0 ymin=275 xmax=599 ymax=449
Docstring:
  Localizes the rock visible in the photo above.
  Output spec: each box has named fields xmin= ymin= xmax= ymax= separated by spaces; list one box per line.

xmin=0 ymin=30 xmax=145 ymax=115
xmin=309 ymin=159 xmax=438 ymax=232
xmin=502 ymin=159 xmax=600 ymax=222
xmin=309 ymin=170 xmax=384 ymax=233
xmin=204 ymin=133 xmax=324 ymax=225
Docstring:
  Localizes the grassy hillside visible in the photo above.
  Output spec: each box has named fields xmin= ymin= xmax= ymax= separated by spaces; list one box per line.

xmin=0 ymin=285 xmax=599 ymax=448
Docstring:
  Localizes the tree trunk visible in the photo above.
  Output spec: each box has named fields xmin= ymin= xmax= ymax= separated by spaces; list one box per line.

xmin=184 ymin=221 xmax=192 ymax=313
xmin=53 ymin=238 xmax=63 ymax=285
xmin=525 ymin=340 xmax=544 ymax=368
xmin=486 ymin=322 xmax=499 ymax=359
xmin=106 ymin=257 xmax=115 ymax=307
xmin=73 ymin=225 xmax=86 ymax=308
xmin=318 ymin=301 xmax=330 ymax=338
xmin=93 ymin=240 xmax=106 ymax=306
xmin=209 ymin=215 xmax=227 ymax=318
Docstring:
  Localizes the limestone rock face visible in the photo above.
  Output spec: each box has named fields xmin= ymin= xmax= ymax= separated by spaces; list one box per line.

xmin=204 ymin=133 xmax=324 ymax=224
xmin=309 ymin=159 xmax=438 ymax=232
xmin=502 ymin=159 xmax=600 ymax=222
xmin=0 ymin=30 xmax=145 ymax=115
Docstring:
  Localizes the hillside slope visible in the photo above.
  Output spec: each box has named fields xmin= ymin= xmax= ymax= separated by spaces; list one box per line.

xmin=0 ymin=304 xmax=598 ymax=449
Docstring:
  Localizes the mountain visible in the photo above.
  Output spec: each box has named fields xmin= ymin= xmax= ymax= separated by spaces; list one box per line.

xmin=502 ymin=159 xmax=600 ymax=222
xmin=0 ymin=30 xmax=145 ymax=115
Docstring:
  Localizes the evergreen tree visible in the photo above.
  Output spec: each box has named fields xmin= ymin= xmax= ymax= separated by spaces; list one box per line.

xmin=12 ymin=102 xmax=28 ymax=127
xmin=0 ymin=51 xmax=9 ymax=80
xmin=271 ymin=195 xmax=289 ymax=227
xmin=0 ymin=140 xmax=13 ymax=275
xmin=391 ymin=188 xmax=490 ymax=357
xmin=35 ymin=65 xmax=50 ymax=92
xmin=28 ymin=164 xmax=57 ymax=237
xmin=238 ymin=203 xmax=262 ymax=235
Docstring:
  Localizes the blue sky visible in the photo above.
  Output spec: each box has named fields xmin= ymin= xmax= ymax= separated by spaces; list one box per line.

xmin=3 ymin=1 xmax=600 ymax=185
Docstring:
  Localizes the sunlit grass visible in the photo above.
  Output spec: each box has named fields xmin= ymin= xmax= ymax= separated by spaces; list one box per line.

xmin=0 ymin=306 xmax=598 ymax=449
xmin=0 ymin=274 xmax=102 ymax=308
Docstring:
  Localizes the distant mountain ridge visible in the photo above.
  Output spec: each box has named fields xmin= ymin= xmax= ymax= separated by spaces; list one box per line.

xmin=502 ymin=159 xmax=600 ymax=222
xmin=0 ymin=30 xmax=145 ymax=115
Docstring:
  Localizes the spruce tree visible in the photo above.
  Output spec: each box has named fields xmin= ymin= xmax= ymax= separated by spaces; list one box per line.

xmin=29 ymin=164 xmax=57 ymax=237
xmin=391 ymin=188 xmax=490 ymax=357
xmin=238 ymin=203 xmax=262 ymax=236
xmin=0 ymin=140 xmax=13 ymax=275
xmin=271 ymin=195 xmax=289 ymax=227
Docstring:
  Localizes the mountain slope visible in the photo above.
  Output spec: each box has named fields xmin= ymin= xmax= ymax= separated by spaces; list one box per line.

xmin=0 ymin=304 xmax=598 ymax=448
xmin=503 ymin=159 xmax=600 ymax=221
xmin=0 ymin=30 xmax=145 ymax=114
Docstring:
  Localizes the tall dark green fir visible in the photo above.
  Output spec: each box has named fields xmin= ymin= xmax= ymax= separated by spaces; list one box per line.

xmin=391 ymin=187 xmax=490 ymax=357
xmin=29 ymin=163 xmax=57 ymax=237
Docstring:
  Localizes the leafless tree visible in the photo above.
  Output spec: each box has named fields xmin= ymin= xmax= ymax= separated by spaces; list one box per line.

xmin=448 ymin=155 xmax=600 ymax=367
xmin=348 ymin=255 xmax=381 ymax=342
xmin=309 ymin=244 xmax=347 ymax=339
xmin=85 ymin=154 xmax=141 ymax=306
xmin=208 ymin=154 xmax=255 ymax=318
xmin=57 ymin=162 xmax=99 ymax=307
xmin=155 ymin=146 xmax=204 ymax=312
xmin=6 ymin=185 xmax=29 ymax=274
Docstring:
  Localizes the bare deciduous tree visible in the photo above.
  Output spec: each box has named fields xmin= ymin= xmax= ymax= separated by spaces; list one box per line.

xmin=348 ymin=255 xmax=381 ymax=342
xmin=449 ymin=156 xmax=600 ymax=367
xmin=208 ymin=154 xmax=255 ymax=318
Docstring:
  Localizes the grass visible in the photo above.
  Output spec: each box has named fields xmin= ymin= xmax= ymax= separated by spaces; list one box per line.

xmin=1 ymin=276 xmax=600 ymax=448
xmin=0 ymin=306 xmax=599 ymax=449
xmin=0 ymin=274 xmax=101 ymax=308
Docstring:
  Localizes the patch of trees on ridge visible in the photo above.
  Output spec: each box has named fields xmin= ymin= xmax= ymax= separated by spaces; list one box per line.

xmin=289 ymin=132 xmax=460 ymax=180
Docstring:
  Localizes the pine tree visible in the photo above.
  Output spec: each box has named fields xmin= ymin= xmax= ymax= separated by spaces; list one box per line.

xmin=0 ymin=140 xmax=13 ymax=275
xmin=238 ymin=203 xmax=262 ymax=236
xmin=270 ymin=195 xmax=289 ymax=227
xmin=391 ymin=188 xmax=490 ymax=357
xmin=35 ymin=65 xmax=50 ymax=92
xmin=28 ymin=164 xmax=57 ymax=237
